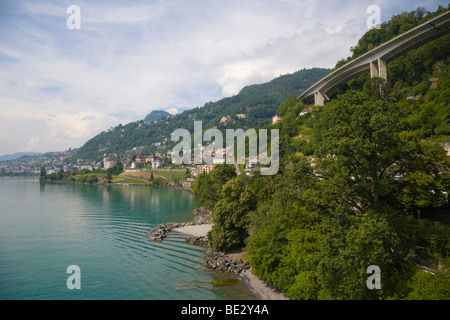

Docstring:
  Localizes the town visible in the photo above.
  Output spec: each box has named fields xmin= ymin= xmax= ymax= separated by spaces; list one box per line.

xmin=0 ymin=139 xmax=264 ymax=188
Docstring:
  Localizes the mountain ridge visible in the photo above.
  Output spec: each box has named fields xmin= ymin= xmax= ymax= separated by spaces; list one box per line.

xmin=0 ymin=152 xmax=44 ymax=161
xmin=143 ymin=110 xmax=171 ymax=122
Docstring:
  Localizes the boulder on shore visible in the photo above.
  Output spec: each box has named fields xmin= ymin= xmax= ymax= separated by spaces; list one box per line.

xmin=203 ymin=248 xmax=250 ymax=274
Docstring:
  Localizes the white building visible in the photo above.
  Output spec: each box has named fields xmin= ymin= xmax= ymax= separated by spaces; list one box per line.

xmin=103 ymin=157 xmax=116 ymax=169
xmin=152 ymin=160 xmax=162 ymax=169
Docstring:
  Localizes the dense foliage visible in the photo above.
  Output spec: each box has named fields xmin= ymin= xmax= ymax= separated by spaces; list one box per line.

xmin=208 ymin=178 xmax=257 ymax=250
xmin=191 ymin=164 xmax=237 ymax=211
xmin=246 ymin=87 xmax=449 ymax=299
xmin=191 ymin=6 xmax=450 ymax=300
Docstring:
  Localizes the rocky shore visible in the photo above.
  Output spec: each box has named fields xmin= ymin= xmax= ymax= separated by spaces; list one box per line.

xmin=204 ymin=248 xmax=250 ymax=274
xmin=150 ymin=222 xmax=194 ymax=242
xmin=149 ymin=206 xmax=288 ymax=299
xmin=150 ymin=207 xmax=210 ymax=242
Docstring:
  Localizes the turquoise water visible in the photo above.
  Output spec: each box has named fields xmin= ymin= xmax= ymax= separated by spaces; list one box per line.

xmin=0 ymin=177 xmax=257 ymax=300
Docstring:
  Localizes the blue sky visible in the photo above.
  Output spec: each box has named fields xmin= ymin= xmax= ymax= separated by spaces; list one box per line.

xmin=0 ymin=0 xmax=446 ymax=155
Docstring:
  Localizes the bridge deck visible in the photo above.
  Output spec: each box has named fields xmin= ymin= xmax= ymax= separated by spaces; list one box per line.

xmin=298 ymin=11 xmax=450 ymax=104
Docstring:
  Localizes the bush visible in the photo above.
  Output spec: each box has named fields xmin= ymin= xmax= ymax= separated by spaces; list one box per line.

xmin=208 ymin=179 xmax=256 ymax=250
xmin=86 ymin=174 xmax=98 ymax=184
xmin=406 ymin=270 xmax=450 ymax=300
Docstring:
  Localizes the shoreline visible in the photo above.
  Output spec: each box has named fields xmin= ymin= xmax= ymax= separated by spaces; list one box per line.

xmin=239 ymin=269 xmax=288 ymax=300
xmin=39 ymin=179 xmax=195 ymax=193
xmin=166 ymin=213 xmax=289 ymax=301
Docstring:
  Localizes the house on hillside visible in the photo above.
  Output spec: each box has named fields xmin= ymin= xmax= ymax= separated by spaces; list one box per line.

xmin=244 ymin=160 xmax=259 ymax=176
xmin=195 ymin=165 xmax=214 ymax=176
xmin=146 ymin=156 xmax=156 ymax=163
xmin=103 ymin=157 xmax=117 ymax=169
xmin=135 ymin=156 xmax=146 ymax=164
xmin=299 ymin=107 xmax=311 ymax=116
xmin=220 ymin=116 xmax=231 ymax=124
xmin=272 ymin=115 xmax=282 ymax=124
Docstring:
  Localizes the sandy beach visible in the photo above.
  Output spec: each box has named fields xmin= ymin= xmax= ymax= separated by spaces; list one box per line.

xmin=171 ymin=223 xmax=288 ymax=300
xmin=172 ymin=223 xmax=213 ymax=237
xmin=240 ymin=269 xmax=288 ymax=300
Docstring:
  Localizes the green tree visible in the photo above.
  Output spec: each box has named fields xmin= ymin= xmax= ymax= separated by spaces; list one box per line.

xmin=310 ymin=211 xmax=414 ymax=299
xmin=106 ymin=171 xmax=112 ymax=183
xmin=314 ymin=91 xmax=448 ymax=213
xmin=208 ymin=178 xmax=256 ymax=250
xmin=39 ymin=166 xmax=47 ymax=181
xmin=210 ymin=164 xmax=237 ymax=186
xmin=57 ymin=169 xmax=65 ymax=181
xmin=398 ymin=139 xmax=450 ymax=212
xmin=406 ymin=270 xmax=450 ymax=299
xmin=191 ymin=164 xmax=238 ymax=210
xmin=106 ymin=161 xmax=124 ymax=176
xmin=191 ymin=173 xmax=219 ymax=210
xmin=247 ymin=88 xmax=449 ymax=299
xmin=86 ymin=174 xmax=98 ymax=184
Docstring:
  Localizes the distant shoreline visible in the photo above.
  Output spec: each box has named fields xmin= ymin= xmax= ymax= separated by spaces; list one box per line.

xmin=39 ymin=178 xmax=194 ymax=192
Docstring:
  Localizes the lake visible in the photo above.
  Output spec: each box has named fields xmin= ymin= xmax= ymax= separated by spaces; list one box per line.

xmin=0 ymin=176 xmax=258 ymax=300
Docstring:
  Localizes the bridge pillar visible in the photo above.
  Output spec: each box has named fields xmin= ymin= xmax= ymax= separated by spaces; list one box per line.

xmin=378 ymin=58 xmax=387 ymax=80
xmin=370 ymin=58 xmax=387 ymax=81
xmin=314 ymin=91 xmax=326 ymax=106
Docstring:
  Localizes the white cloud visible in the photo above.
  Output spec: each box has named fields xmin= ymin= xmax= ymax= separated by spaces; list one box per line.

xmin=165 ymin=108 xmax=179 ymax=115
xmin=26 ymin=137 xmax=41 ymax=151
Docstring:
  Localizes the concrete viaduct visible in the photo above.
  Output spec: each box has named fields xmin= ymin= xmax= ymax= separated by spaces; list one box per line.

xmin=298 ymin=11 xmax=450 ymax=106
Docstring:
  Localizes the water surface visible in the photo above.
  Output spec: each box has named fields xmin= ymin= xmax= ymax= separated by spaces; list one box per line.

xmin=0 ymin=177 xmax=257 ymax=300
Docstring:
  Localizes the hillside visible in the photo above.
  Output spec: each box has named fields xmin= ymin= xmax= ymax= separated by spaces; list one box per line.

xmin=192 ymin=6 xmax=450 ymax=300
xmin=74 ymin=67 xmax=330 ymax=161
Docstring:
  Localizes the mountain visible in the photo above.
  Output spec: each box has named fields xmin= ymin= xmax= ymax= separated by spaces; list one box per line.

xmin=0 ymin=152 xmax=43 ymax=161
xmin=74 ymin=67 xmax=330 ymax=161
xmin=143 ymin=110 xmax=171 ymax=122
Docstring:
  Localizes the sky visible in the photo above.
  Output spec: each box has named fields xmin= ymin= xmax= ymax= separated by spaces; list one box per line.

xmin=0 ymin=0 xmax=446 ymax=155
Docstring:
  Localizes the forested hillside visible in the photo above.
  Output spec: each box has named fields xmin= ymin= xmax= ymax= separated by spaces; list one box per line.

xmin=74 ymin=68 xmax=329 ymax=161
xmin=193 ymin=6 xmax=450 ymax=300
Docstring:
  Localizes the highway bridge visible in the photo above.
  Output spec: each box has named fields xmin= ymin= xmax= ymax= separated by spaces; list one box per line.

xmin=298 ymin=11 xmax=450 ymax=106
